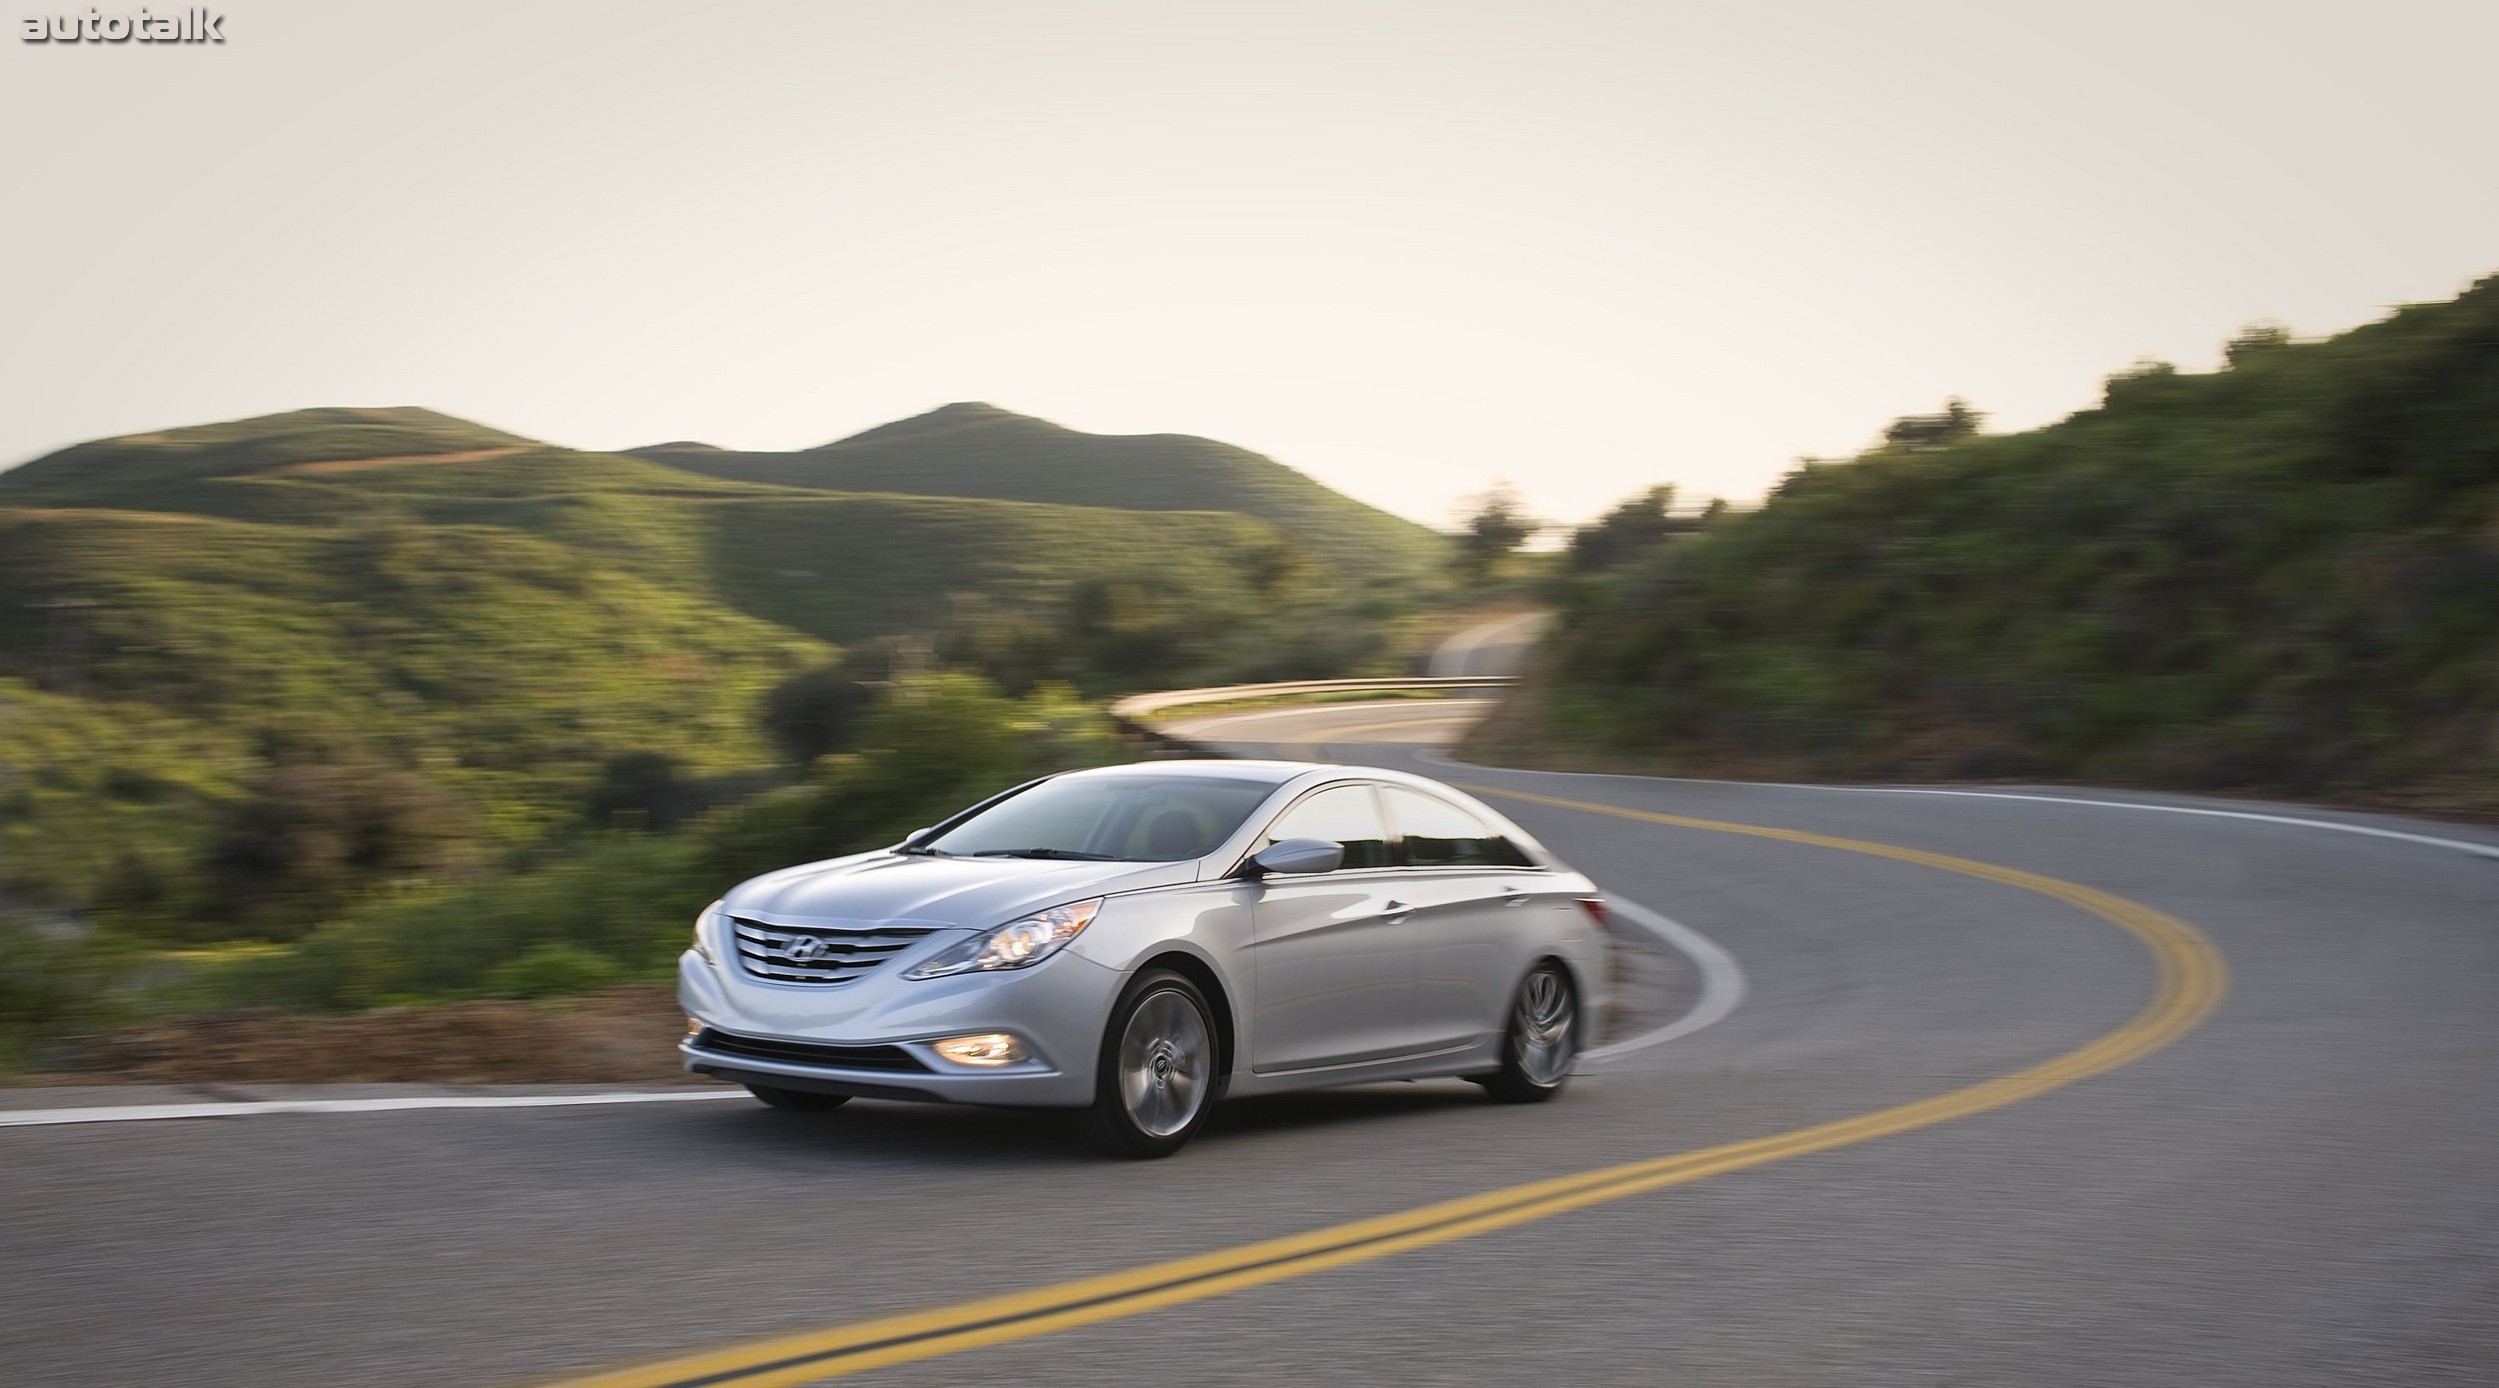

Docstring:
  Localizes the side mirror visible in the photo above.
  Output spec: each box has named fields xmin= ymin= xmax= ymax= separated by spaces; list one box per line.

xmin=1248 ymin=837 xmax=1344 ymax=877
xmin=901 ymin=827 xmax=934 ymax=847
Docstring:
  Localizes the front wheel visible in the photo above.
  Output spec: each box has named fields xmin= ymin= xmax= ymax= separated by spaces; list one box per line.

xmin=745 ymin=1083 xmax=851 ymax=1112
xmin=1481 ymin=963 xmax=1577 ymax=1103
xmin=1085 ymin=968 xmax=1217 ymax=1158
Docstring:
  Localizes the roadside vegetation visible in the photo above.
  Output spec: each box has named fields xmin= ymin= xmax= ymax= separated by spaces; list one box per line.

xmin=1473 ymin=277 xmax=2499 ymax=818
xmin=155 ymin=674 xmax=1125 ymax=1020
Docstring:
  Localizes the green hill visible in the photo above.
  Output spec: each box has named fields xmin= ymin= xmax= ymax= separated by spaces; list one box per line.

xmin=1474 ymin=276 xmax=2499 ymax=817
xmin=630 ymin=402 xmax=1445 ymax=580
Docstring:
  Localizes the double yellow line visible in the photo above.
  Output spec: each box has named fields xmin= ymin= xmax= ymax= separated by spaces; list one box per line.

xmin=542 ymin=787 xmax=2227 ymax=1388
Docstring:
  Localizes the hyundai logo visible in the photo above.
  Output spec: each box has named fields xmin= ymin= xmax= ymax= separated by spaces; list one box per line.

xmin=783 ymin=936 xmax=831 ymax=963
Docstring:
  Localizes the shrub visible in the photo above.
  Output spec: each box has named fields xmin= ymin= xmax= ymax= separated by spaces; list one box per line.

xmin=760 ymin=662 xmax=877 ymax=766
xmin=481 ymin=943 xmax=625 ymax=1000
xmin=0 ymin=921 xmax=116 ymax=1073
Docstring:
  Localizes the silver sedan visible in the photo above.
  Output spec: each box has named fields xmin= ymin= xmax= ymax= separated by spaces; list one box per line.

xmin=679 ymin=759 xmax=1610 ymax=1156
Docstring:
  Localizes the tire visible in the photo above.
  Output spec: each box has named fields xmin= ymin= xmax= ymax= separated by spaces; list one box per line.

xmin=1085 ymin=968 xmax=1218 ymax=1158
xmin=745 ymin=1083 xmax=851 ymax=1112
xmin=1481 ymin=962 xmax=1577 ymax=1104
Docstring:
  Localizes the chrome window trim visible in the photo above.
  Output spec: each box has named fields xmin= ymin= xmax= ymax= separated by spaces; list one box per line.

xmin=1220 ymin=778 xmax=1554 ymax=878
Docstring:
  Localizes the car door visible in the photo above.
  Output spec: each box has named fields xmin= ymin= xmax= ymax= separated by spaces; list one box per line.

xmin=1246 ymin=782 xmax=1421 ymax=1072
xmin=1380 ymin=786 xmax=1547 ymax=1052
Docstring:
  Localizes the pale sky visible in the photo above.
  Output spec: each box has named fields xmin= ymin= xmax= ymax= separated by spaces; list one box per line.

xmin=3 ymin=1 xmax=2492 ymax=527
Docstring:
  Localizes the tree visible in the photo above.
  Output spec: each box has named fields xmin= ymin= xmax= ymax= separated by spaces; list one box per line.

xmin=1568 ymin=485 xmax=1680 ymax=572
xmin=1455 ymin=483 xmax=1535 ymax=580
xmin=1565 ymin=486 xmax=1734 ymax=573
xmin=1882 ymin=397 xmax=1984 ymax=451
xmin=2225 ymin=321 xmax=2293 ymax=366
xmin=204 ymin=762 xmax=466 ymax=936
xmin=584 ymin=750 xmax=690 ymax=830
xmin=2102 ymin=359 xmax=2179 ymax=407
xmin=761 ymin=660 xmax=879 ymax=766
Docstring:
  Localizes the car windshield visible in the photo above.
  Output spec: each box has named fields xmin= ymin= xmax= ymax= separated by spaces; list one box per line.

xmin=922 ymin=775 xmax=1278 ymax=862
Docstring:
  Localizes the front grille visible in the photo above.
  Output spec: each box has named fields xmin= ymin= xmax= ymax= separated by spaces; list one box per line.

xmin=693 ymin=1028 xmax=929 ymax=1073
xmin=729 ymin=916 xmax=938 ymax=985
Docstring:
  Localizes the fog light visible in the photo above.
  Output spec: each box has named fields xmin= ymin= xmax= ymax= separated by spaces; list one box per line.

xmin=931 ymin=1033 xmax=1027 ymax=1067
xmin=686 ymin=1016 xmax=703 ymax=1039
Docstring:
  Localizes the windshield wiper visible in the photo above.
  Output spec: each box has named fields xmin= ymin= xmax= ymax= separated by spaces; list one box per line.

xmin=970 ymin=848 xmax=1124 ymax=861
xmin=896 ymin=844 xmax=951 ymax=857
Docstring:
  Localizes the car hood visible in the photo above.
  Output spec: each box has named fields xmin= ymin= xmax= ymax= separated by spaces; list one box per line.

xmin=723 ymin=850 xmax=1201 ymax=930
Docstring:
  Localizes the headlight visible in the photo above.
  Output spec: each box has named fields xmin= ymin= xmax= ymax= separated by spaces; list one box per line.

xmin=905 ymin=898 xmax=1102 ymax=979
xmin=691 ymin=900 xmax=722 ymax=964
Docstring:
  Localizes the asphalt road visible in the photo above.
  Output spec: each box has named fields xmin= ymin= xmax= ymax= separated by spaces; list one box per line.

xmin=1424 ymin=608 xmax=1549 ymax=677
xmin=7 ymin=700 xmax=2498 ymax=1387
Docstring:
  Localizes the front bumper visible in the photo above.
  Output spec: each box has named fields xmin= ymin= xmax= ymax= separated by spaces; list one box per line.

xmin=677 ymin=945 xmax=1113 ymax=1108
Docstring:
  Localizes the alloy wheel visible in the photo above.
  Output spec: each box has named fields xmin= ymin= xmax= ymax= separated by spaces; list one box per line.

xmin=1513 ymin=966 xmax=1576 ymax=1087
xmin=1117 ymin=987 xmax=1212 ymax=1138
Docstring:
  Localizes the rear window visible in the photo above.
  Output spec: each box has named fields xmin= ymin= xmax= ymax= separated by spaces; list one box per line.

xmin=1382 ymin=787 xmax=1535 ymax=868
xmin=926 ymin=775 xmax=1276 ymax=862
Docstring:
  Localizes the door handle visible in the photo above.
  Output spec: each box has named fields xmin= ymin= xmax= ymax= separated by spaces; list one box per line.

xmin=1503 ymin=889 xmax=1532 ymax=907
xmin=1379 ymin=900 xmax=1412 ymax=922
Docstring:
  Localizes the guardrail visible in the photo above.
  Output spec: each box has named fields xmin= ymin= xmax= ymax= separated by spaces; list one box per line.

xmin=1109 ymin=676 xmax=1515 ymax=755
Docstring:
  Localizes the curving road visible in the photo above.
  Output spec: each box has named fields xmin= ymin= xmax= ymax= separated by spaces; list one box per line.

xmin=6 ymin=701 xmax=2498 ymax=1386
xmin=1424 ymin=609 xmax=1550 ymax=677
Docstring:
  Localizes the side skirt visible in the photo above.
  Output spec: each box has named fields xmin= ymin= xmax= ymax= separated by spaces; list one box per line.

xmin=1223 ymin=1037 xmax=1502 ymax=1099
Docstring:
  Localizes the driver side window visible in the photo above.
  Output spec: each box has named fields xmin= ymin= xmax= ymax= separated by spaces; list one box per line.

xmin=1265 ymin=784 xmax=1392 ymax=870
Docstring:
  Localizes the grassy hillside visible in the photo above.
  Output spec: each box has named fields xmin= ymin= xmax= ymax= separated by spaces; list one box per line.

xmin=1474 ymin=277 xmax=2499 ymax=816
xmin=634 ymin=402 xmax=1446 ymax=580
xmin=690 ymin=491 xmax=1294 ymax=640
xmin=0 ymin=508 xmax=817 ymax=766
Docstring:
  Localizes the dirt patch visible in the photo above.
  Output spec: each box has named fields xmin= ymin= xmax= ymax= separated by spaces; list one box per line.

xmin=29 ymin=984 xmax=702 ymax=1087
xmin=10 ymin=507 xmax=216 ymax=524
xmin=248 ymin=446 xmax=525 ymax=477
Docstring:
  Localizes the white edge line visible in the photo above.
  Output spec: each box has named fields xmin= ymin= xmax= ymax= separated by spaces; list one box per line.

xmin=1413 ymin=749 xmax=2499 ymax=862
xmin=0 ymin=1089 xmax=750 ymax=1129
xmin=1579 ymin=897 xmax=1747 ymax=1066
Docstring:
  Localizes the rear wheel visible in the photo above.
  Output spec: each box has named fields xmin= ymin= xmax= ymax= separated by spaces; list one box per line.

xmin=1482 ymin=963 xmax=1576 ymax=1104
xmin=1085 ymin=968 xmax=1217 ymax=1158
xmin=745 ymin=1083 xmax=851 ymax=1112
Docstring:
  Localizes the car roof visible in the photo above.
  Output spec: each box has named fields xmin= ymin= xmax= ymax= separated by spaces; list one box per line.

xmin=1054 ymin=758 xmax=1313 ymax=786
xmin=1054 ymin=759 xmax=1468 ymax=795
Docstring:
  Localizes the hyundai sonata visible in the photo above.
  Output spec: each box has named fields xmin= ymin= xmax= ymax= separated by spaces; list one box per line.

xmin=679 ymin=760 xmax=1608 ymax=1156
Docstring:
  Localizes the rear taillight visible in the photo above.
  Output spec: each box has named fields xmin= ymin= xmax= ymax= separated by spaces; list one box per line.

xmin=1576 ymin=897 xmax=1609 ymax=932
